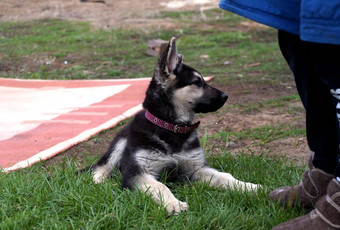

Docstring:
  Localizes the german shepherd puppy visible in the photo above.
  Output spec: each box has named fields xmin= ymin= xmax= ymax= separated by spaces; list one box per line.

xmin=86 ymin=37 xmax=259 ymax=214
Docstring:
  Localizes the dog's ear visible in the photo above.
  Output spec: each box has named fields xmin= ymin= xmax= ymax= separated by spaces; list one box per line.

xmin=166 ymin=37 xmax=178 ymax=74
xmin=158 ymin=37 xmax=181 ymax=75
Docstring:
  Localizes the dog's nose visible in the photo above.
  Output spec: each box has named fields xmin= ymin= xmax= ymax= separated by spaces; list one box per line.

xmin=221 ymin=93 xmax=228 ymax=102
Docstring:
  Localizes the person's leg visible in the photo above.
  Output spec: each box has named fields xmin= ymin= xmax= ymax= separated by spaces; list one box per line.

xmin=271 ymin=30 xmax=340 ymax=230
xmin=269 ymin=31 xmax=336 ymax=210
xmin=278 ymin=30 xmax=339 ymax=174
xmin=311 ymin=41 xmax=340 ymax=182
xmin=336 ymin=156 xmax=340 ymax=182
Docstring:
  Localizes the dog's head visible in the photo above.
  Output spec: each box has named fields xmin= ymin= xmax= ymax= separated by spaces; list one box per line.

xmin=144 ymin=37 xmax=228 ymax=123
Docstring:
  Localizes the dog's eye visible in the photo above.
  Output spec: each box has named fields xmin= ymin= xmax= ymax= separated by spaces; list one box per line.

xmin=192 ymin=79 xmax=203 ymax=87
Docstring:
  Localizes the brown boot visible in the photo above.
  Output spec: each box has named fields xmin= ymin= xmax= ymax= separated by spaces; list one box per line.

xmin=269 ymin=154 xmax=333 ymax=209
xmin=272 ymin=178 xmax=340 ymax=230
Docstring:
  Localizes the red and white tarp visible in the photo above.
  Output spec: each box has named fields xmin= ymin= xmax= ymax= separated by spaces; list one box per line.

xmin=0 ymin=78 xmax=150 ymax=172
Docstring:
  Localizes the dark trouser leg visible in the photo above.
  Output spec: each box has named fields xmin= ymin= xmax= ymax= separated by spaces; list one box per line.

xmin=278 ymin=30 xmax=340 ymax=178
xmin=271 ymin=31 xmax=340 ymax=230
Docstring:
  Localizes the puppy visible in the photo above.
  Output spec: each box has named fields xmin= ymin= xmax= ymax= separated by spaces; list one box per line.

xmin=85 ymin=37 xmax=259 ymax=214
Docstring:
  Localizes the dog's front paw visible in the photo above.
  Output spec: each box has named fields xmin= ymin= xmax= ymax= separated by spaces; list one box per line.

xmin=165 ymin=200 xmax=188 ymax=215
xmin=93 ymin=171 xmax=105 ymax=184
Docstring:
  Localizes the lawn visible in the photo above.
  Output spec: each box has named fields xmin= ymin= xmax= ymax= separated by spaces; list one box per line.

xmin=0 ymin=9 xmax=307 ymax=229
xmin=1 ymin=153 xmax=305 ymax=229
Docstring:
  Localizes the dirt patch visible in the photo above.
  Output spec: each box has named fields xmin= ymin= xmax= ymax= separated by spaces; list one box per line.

xmin=0 ymin=0 xmax=269 ymax=32
xmin=196 ymin=82 xmax=310 ymax=164
xmin=0 ymin=0 xmax=220 ymax=29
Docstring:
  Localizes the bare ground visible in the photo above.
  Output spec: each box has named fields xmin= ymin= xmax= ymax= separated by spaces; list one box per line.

xmin=198 ymin=82 xmax=309 ymax=164
xmin=0 ymin=0 xmax=311 ymax=167
xmin=0 ymin=0 xmax=220 ymax=29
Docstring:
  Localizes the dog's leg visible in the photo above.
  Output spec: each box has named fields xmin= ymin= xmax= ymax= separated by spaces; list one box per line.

xmin=136 ymin=173 xmax=188 ymax=214
xmin=92 ymin=138 xmax=127 ymax=184
xmin=92 ymin=164 xmax=114 ymax=184
xmin=192 ymin=167 xmax=259 ymax=191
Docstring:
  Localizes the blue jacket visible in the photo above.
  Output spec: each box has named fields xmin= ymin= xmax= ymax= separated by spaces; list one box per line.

xmin=219 ymin=0 xmax=340 ymax=45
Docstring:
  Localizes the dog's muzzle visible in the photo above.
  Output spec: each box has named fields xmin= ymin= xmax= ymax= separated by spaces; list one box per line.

xmin=193 ymin=90 xmax=228 ymax=113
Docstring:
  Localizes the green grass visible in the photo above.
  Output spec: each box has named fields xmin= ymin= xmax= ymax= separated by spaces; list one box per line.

xmin=0 ymin=153 xmax=305 ymax=229
xmin=0 ymin=10 xmax=290 ymax=83
xmin=228 ymin=95 xmax=301 ymax=114
xmin=0 ymin=20 xmax=156 ymax=79
xmin=207 ymin=124 xmax=305 ymax=149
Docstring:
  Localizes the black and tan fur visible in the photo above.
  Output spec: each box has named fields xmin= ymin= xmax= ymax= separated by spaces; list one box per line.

xmin=85 ymin=37 xmax=259 ymax=214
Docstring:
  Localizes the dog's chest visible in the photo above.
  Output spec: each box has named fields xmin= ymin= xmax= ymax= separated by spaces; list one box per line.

xmin=134 ymin=140 xmax=205 ymax=178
